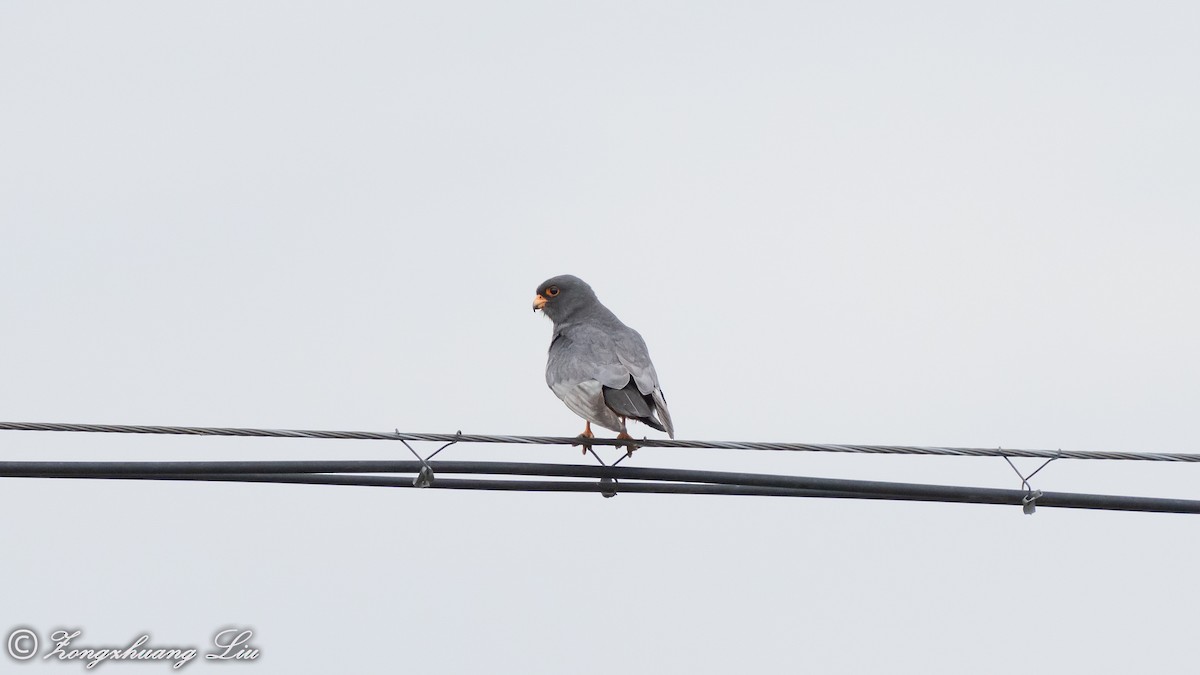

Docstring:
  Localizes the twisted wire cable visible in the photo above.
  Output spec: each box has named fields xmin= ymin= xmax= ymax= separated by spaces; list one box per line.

xmin=1 ymin=421 xmax=1197 ymax=462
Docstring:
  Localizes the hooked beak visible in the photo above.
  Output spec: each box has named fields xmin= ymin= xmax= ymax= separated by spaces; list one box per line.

xmin=532 ymin=294 xmax=547 ymax=312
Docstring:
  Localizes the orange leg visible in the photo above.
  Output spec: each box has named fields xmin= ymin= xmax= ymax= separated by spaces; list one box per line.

xmin=572 ymin=420 xmax=595 ymax=455
xmin=617 ymin=418 xmax=638 ymax=457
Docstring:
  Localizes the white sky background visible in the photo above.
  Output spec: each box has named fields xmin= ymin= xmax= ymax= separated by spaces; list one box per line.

xmin=2 ymin=1 xmax=1198 ymax=672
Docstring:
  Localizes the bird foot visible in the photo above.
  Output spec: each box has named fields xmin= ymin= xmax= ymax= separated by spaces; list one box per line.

xmin=617 ymin=431 xmax=639 ymax=458
xmin=573 ymin=426 xmax=596 ymax=455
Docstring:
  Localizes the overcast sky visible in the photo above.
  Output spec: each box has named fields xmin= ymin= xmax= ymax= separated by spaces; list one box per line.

xmin=2 ymin=1 xmax=1199 ymax=673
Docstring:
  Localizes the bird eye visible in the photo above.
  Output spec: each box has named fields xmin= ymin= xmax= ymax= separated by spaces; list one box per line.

xmin=546 ymin=286 xmax=560 ymax=297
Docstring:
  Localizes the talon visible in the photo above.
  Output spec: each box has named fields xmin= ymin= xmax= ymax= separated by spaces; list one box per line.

xmin=572 ymin=421 xmax=595 ymax=455
xmin=617 ymin=431 xmax=638 ymax=457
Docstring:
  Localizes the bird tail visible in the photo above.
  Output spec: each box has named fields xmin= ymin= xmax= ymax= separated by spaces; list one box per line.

xmin=651 ymin=389 xmax=674 ymax=439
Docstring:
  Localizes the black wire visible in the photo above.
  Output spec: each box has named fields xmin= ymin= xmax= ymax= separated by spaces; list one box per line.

xmin=2 ymin=460 xmax=1198 ymax=514
xmin=30 ymin=472 xmax=884 ymax=499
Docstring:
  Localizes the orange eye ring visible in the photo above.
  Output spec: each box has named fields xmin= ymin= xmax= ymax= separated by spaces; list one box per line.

xmin=545 ymin=286 xmax=560 ymax=297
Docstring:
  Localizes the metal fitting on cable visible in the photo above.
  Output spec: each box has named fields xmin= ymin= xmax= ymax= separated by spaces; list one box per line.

xmin=599 ymin=476 xmax=617 ymax=498
xmin=413 ymin=465 xmax=435 ymax=488
xmin=1022 ymin=489 xmax=1042 ymax=515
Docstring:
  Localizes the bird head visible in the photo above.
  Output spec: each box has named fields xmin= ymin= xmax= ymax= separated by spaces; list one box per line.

xmin=532 ymin=274 xmax=597 ymax=323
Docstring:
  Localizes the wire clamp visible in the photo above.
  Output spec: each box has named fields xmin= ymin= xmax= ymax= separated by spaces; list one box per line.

xmin=397 ymin=430 xmax=462 ymax=489
xmin=1002 ymin=447 xmax=1061 ymax=516
xmin=1022 ymin=490 xmax=1043 ymax=515
xmin=414 ymin=465 xmax=435 ymax=488
xmin=599 ymin=476 xmax=618 ymax=498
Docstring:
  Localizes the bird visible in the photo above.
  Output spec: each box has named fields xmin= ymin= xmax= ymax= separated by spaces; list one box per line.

xmin=532 ymin=274 xmax=674 ymax=454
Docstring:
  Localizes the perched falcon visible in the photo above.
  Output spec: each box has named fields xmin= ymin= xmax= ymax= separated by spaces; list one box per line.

xmin=533 ymin=275 xmax=675 ymax=449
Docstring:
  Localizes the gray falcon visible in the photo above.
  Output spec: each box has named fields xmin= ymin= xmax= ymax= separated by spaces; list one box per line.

xmin=533 ymin=275 xmax=674 ymax=451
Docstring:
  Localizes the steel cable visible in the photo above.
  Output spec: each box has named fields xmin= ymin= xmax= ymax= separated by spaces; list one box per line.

xmin=1 ymin=421 xmax=1197 ymax=462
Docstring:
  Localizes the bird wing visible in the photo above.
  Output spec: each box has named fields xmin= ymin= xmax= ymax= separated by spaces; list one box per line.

xmin=546 ymin=326 xmax=632 ymax=390
xmin=546 ymin=322 xmax=674 ymax=438
xmin=611 ymin=329 xmax=659 ymax=396
xmin=611 ymin=327 xmax=675 ymax=438
xmin=545 ymin=326 xmax=630 ymax=433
